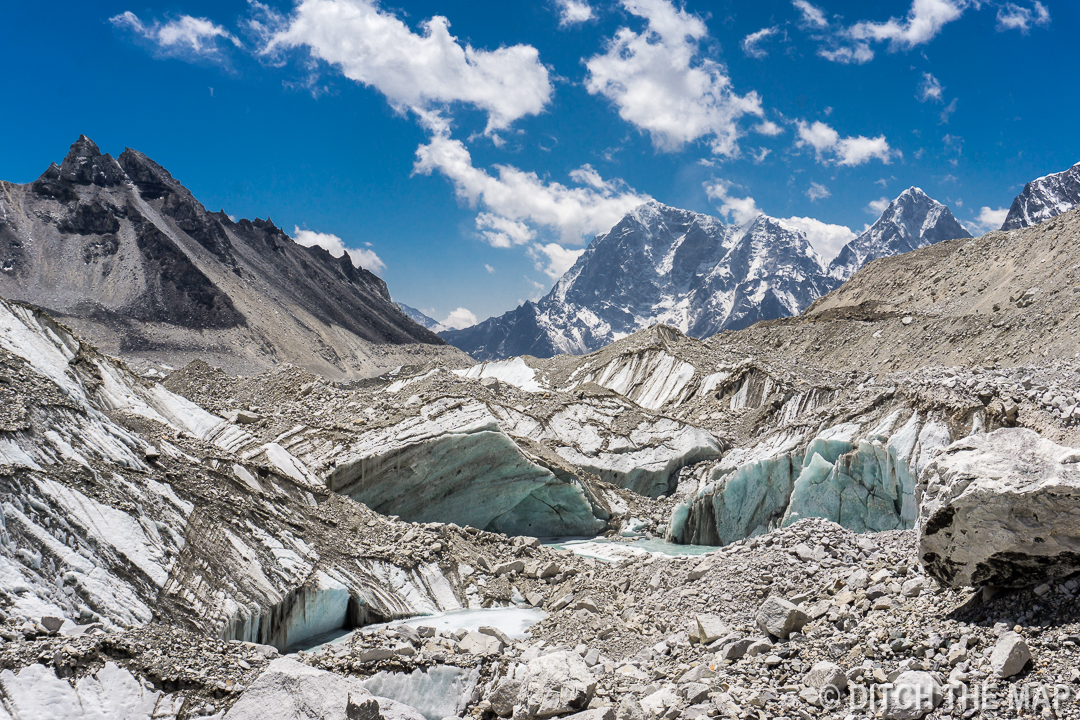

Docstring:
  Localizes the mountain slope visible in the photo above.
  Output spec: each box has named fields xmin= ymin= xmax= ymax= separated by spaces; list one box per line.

xmin=1001 ymin=160 xmax=1080 ymax=230
xmin=444 ymin=191 xmax=964 ymax=361
xmin=0 ymin=136 xmax=467 ymax=378
xmin=828 ymin=187 xmax=971 ymax=281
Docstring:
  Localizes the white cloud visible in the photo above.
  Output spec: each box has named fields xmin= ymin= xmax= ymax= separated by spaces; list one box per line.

xmin=812 ymin=0 xmax=976 ymax=64
xmin=939 ymin=97 xmax=958 ymax=123
xmin=414 ymin=133 xmax=651 ymax=244
xmin=806 ymin=182 xmax=831 ymax=201
xmin=868 ymin=196 xmax=891 ymax=214
xmin=996 ymin=2 xmax=1051 ymax=32
xmin=441 ymin=307 xmax=479 ymax=330
xmin=484 ymin=264 xmax=496 ymax=273
xmin=970 ymin=206 xmax=1009 ymax=234
xmin=556 ymin=0 xmax=594 ymax=26
xmin=782 ymin=216 xmax=856 ymax=261
xmin=110 ymin=11 xmax=241 ymax=61
xmin=292 ymin=227 xmax=386 ymax=274
xmin=793 ymin=0 xmax=829 ymax=27
xmin=528 ymin=243 xmax=586 ymax=279
xmin=751 ymin=148 xmax=771 ymax=163
xmin=742 ymin=26 xmax=779 ymax=58
xmin=918 ymin=72 xmax=944 ymax=102
xmin=476 ymin=213 xmax=535 ymax=248
xmin=848 ymin=0 xmax=969 ymax=51
xmin=796 ymin=120 xmax=897 ymax=166
xmin=704 ymin=181 xmax=761 ymax=226
xmin=261 ymin=0 xmax=551 ymax=132
xmin=753 ymin=120 xmax=783 ymax=136
xmin=584 ymin=0 xmax=764 ymax=156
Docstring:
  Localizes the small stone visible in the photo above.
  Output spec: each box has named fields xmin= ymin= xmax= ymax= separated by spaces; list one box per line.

xmin=882 ymin=671 xmax=943 ymax=719
xmin=40 ymin=617 xmax=63 ymax=634
xmin=803 ymin=660 xmax=848 ymax=692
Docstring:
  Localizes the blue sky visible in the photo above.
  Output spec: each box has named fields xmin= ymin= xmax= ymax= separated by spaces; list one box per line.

xmin=1 ymin=0 xmax=1076 ymax=327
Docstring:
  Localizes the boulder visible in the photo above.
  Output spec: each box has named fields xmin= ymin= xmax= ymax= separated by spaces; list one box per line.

xmin=458 ymin=631 xmax=504 ymax=655
xmin=689 ymin=614 xmax=729 ymax=644
xmin=881 ymin=671 xmax=942 ymax=720
xmin=803 ymin=661 xmax=847 ymax=692
xmin=990 ymin=632 xmax=1032 ymax=678
xmin=515 ymin=651 xmax=596 ymax=719
xmin=755 ymin=597 xmax=809 ymax=639
xmin=918 ymin=429 xmax=1080 ymax=588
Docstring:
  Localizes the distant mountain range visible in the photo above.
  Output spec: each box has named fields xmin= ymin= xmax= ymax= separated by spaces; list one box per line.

xmin=0 ymin=135 xmax=464 ymax=378
xmin=443 ymin=187 xmax=970 ymax=361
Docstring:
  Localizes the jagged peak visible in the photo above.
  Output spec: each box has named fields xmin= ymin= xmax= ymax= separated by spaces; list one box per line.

xmin=58 ymin=135 xmax=125 ymax=187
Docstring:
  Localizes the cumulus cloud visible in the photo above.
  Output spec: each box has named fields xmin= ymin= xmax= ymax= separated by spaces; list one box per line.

xmin=704 ymin=181 xmax=761 ymax=226
xmin=996 ymin=2 xmax=1051 ymax=32
xmin=796 ymin=120 xmax=897 ymax=166
xmin=476 ymin=213 xmax=535 ymax=248
xmin=292 ymin=227 xmax=387 ymax=274
xmin=260 ymin=0 xmax=551 ymax=132
xmin=918 ymin=72 xmax=944 ymax=102
xmin=867 ymin=196 xmax=891 ymax=214
xmin=753 ymin=120 xmax=783 ymax=136
xmin=528 ymin=243 xmax=586 ymax=279
xmin=970 ymin=206 xmax=1009 ymax=233
xmin=584 ymin=0 xmax=764 ymax=156
xmin=414 ymin=133 xmax=651 ymax=244
xmin=811 ymin=0 xmax=984 ymax=64
xmin=792 ymin=0 xmax=829 ymax=28
xmin=110 ymin=11 xmax=241 ymax=61
xmin=781 ymin=216 xmax=856 ymax=261
xmin=440 ymin=307 xmax=479 ymax=330
xmin=484 ymin=264 xmax=496 ymax=273
xmin=806 ymin=182 xmax=831 ymax=201
xmin=556 ymin=0 xmax=594 ymax=26
xmin=742 ymin=26 xmax=779 ymax=58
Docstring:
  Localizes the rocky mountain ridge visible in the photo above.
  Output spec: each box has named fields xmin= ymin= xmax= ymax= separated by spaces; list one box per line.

xmin=0 ymin=135 xmax=467 ymax=379
xmin=443 ymin=190 xmax=969 ymax=361
xmin=1001 ymin=160 xmax=1080 ymax=231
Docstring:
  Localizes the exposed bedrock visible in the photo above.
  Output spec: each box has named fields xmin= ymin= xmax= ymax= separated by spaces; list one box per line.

xmin=669 ymin=410 xmax=953 ymax=546
xmin=918 ymin=427 xmax=1080 ymax=588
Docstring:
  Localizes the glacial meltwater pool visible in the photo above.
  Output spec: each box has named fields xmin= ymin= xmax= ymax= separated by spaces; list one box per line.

xmin=290 ymin=606 xmax=547 ymax=653
xmin=545 ymin=536 xmax=719 ymax=561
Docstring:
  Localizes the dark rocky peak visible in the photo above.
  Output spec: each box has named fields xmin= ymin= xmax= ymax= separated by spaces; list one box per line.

xmin=59 ymin=135 xmax=125 ymax=187
xmin=117 ymin=148 xmax=184 ymax=201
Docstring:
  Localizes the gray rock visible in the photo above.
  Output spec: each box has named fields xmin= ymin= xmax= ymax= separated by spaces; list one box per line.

xmin=561 ymin=710 xmax=614 ymax=720
xmin=803 ymin=660 xmax=847 ymax=692
xmin=881 ymin=671 xmax=942 ymax=720
xmin=919 ymin=429 xmax=1080 ymax=588
xmin=719 ymin=637 xmax=754 ymax=660
xmin=689 ymin=614 xmax=729 ymax=644
xmin=515 ymin=650 xmax=595 ymax=719
xmin=990 ymin=632 xmax=1032 ymax=678
xmin=755 ymin=597 xmax=810 ymax=638
xmin=490 ymin=676 xmax=521 ymax=717
xmin=40 ymin=616 xmax=64 ymax=634
xmin=458 ymin=631 xmax=504 ymax=655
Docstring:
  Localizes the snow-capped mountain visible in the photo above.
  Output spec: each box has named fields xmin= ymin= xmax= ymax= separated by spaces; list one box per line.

xmin=1001 ymin=161 xmax=1080 ymax=230
xmin=828 ymin=187 xmax=971 ymax=281
xmin=442 ymin=202 xmax=835 ymax=360
xmin=444 ymin=190 xmax=968 ymax=361
xmin=396 ymin=302 xmax=445 ymax=332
